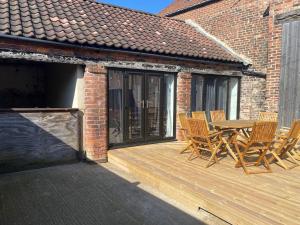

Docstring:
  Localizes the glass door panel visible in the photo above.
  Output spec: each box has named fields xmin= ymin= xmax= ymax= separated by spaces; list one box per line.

xmin=126 ymin=74 xmax=144 ymax=142
xmin=204 ymin=78 xmax=216 ymax=119
xmin=145 ymin=75 xmax=162 ymax=139
xmin=216 ymin=78 xmax=228 ymax=112
xmin=108 ymin=71 xmax=123 ymax=144
xmin=191 ymin=76 xmax=204 ymax=111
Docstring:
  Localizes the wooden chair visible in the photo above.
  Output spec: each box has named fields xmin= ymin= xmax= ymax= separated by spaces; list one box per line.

xmin=187 ymin=118 xmax=223 ymax=167
xmin=233 ymin=121 xmax=278 ymax=174
xmin=269 ymin=120 xmax=300 ymax=169
xmin=259 ymin=112 xmax=278 ymax=122
xmin=210 ymin=110 xmax=226 ymax=122
xmin=178 ymin=113 xmax=192 ymax=154
xmin=192 ymin=111 xmax=210 ymax=130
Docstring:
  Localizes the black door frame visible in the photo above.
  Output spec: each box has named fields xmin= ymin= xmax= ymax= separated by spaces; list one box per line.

xmin=108 ymin=68 xmax=177 ymax=148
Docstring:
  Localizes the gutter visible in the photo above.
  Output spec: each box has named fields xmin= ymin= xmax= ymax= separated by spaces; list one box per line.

xmin=242 ymin=69 xmax=266 ymax=78
xmin=0 ymin=34 xmax=244 ymax=68
xmin=165 ymin=0 xmax=220 ymax=17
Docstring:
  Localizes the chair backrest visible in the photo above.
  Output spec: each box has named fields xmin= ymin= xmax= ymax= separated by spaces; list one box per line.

xmin=258 ymin=112 xmax=278 ymax=122
xmin=187 ymin=118 xmax=209 ymax=139
xmin=192 ymin=111 xmax=209 ymax=130
xmin=250 ymin=121 xmax=278 ymax=143
xmin=210 ymin=110 xmax=226 ymax=122
xmin=178 ymin=113 xmax=189 ymax=130
xmin=287 ymin=120 xmax=300 ymax=139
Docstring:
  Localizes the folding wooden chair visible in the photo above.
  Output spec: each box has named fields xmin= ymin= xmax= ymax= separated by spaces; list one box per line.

xmin=210 ymin=110 xmax=226 ymax=122
xmin=187 ymin=118 xmax=223 ymax=167
xmin=269 ymin=120 xmax=300 ymax=170
xmin=258 ymin=112 xmax=278 ymax=122
xmin=233 ymin=121 xmax=277 ymax=175
xmin=178 ymin=113 xmax=192 ymax=154
xmin=192 ymin=111 xmax=210 ymax=130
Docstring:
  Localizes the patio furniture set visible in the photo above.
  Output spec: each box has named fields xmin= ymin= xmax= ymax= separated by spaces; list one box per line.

xmin=178 ymin=111 xmax=300 ymax=175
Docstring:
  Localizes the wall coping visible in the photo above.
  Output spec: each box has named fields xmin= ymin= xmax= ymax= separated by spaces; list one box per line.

xmin=276 ymin=8 xmax=300 ymax=24
xmin=0 ymin=108 xmax=79 ymax=113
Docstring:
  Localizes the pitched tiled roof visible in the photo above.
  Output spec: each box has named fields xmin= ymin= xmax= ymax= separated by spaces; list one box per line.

xmin=0 ymin=0 xmax=240 ymax=63
xmin=159 ymin=0 xmax=215 ymax=16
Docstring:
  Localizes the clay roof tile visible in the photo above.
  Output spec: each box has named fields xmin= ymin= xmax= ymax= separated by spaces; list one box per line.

xmin=0 ymin=0 xmax=240 ymax=63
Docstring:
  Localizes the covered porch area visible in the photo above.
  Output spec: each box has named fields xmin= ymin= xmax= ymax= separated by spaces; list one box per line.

xmin=108 ymin=141 xmax=300 ymax=225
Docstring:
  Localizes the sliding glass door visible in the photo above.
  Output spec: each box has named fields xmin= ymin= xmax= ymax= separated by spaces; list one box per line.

xmin=191 ymin=75 xmax=240 ymax=120
xmin=126 ymin=74 xmax=144 ymax=142
xmin=145 ymin=75 xmax=162 ymax=140
xmin=108 ymin=69 xmax=176 ymax=147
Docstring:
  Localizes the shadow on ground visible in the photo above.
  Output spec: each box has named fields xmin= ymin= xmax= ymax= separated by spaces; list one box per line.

xmin=0 ymin=163 xmax=205 ymax=225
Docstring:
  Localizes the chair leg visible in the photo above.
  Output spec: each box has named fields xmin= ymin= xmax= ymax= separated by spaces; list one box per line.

xmin=255 ymin=149 xmax=268 ymax=166
xmin=234 ymin=144 xmax=250 ymax=174
xmin=188 ymin=142 xmax=200 ymax=161
xmin=180 ymin=142 xmax=192 ymax=154
xmin=222 ymin=137 xmax=238 ymax=162
xmin=287 ymin=152 xmax=300 ymax=166
xmin=206 ymin=141 xmax=223 ymax=168
xmin=271 ymin=152 xmax=288 ymax=170
xmin=262 ymin=155 xmax=272 ymax=173
xmin=206 ymin=149 xmax=218 ymax=168
xmin=291 ymin=149 xmax=300 ymax=160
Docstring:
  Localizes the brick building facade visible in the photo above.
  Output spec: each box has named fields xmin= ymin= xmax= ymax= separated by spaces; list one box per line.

xmin=161 ymin=0 xmax=300 ymax=122
xmin=0 ymin=0 xmax=275 ymax=169
xmin=0 ymin=34 xmax=244 ymax=164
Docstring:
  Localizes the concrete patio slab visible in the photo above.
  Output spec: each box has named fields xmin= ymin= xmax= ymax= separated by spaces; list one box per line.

xmin=0 ymin=162 xmax=208 ymax=225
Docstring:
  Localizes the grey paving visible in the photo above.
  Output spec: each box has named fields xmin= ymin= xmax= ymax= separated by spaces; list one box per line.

xmin=0 ymin=163 xmax=204 ymax=225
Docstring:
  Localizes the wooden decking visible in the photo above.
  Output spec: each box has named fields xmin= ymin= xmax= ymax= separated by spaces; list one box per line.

xmin=108 ymin=141 xmax=300 ymax=225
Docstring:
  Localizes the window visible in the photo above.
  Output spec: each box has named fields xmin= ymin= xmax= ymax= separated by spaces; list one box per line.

xmin=191 ymin=75 xmax=240 ymax=120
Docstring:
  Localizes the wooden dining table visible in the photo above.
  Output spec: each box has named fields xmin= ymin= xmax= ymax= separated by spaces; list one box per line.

xmin=210 ymin=120 xmax=256 ymax=162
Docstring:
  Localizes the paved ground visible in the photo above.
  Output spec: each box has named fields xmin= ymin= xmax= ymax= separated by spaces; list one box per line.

xmin=0 ymin=163 xmax=205 ymax=225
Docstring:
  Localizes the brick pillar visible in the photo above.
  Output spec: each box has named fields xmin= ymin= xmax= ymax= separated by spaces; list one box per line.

xmin=266 ymin=7 xmax=282 ymax=113
xmin=84 ymin=64 xmax=108 ymax=162
xmin=176 ymin=72 xmax=192 ymax=141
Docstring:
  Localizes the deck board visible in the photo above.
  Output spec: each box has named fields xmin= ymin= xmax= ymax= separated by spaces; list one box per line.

xmin=108 ymin=141 xmax=300 ymax=225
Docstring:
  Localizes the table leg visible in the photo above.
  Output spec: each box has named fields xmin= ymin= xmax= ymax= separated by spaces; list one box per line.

xmin=221 ymin=137 xmax=238 ymax=162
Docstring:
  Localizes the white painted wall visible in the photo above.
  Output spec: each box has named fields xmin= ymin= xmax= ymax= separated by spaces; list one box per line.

xmin=45 ymin=64 xmax=84 ymax=109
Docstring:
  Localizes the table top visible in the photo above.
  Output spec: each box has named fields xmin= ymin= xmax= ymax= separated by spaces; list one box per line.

xmin=210 ymin=120 xmax=256 ymax=129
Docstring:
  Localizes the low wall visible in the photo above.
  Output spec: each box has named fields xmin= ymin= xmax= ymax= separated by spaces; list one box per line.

xmin=0 ymin=108 xmax=81 ymax=173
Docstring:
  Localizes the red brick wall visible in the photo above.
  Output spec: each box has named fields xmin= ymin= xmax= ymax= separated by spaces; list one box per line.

xmin=176 ymin=72 xmax=192 ymax=140
xmin=168 ymin=0 xmax=269 ymax=118
xmin=173 ymin=0 xmax=270 ymax=73
xmin=84 ymin=64 xmax=108 ymax=162
xmin=167 ymin=0 xmax=300 ymax=114
xmin=240 ymin=75 xmax=266 ymax=119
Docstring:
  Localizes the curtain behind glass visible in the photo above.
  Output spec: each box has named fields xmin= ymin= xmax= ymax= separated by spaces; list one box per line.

xmin=228 ymin=78 xmax=238 ymax=119
xmin=195 ymin=76 xmax=204 ymax=111
xmin=108 ymin=71 xmax=123 ymax=144
xmin=164 ymin=75 xmax=174 ymax=137
xmin=192 ymin=75 xmax=239 ymax=121
xmin=216 ymin=78 xmax=228 ymax=113
xmin=204 ymin=78 xmax=216 ymax=119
